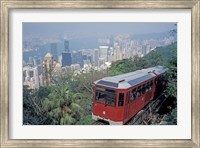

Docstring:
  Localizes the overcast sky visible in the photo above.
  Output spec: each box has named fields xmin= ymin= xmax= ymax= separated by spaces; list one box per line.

xmin=23 ymin=22 xmax=177 ymax=38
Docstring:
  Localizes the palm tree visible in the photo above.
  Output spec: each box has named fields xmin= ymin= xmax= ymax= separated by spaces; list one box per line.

xmin=43 ymin=83 xmax=83 ymax=125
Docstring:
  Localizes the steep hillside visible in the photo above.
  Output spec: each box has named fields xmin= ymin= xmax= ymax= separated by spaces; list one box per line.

xmin=144 ymin=42 xmax=177 ymax=64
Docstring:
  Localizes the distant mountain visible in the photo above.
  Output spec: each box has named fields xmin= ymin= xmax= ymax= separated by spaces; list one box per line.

xmin=131 ymin=32 xmax=169 ymax=40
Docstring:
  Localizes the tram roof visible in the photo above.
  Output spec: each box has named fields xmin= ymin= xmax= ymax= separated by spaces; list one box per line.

xmin=95 ymin=66 xmax=168 ymax=89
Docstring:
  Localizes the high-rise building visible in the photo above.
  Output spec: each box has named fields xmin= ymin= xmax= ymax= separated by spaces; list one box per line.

xmin=99 ymin=58 xmax=105 ymax=67
xmin=88 ymin=55 xmax=92 ymax=63
xmin=52 ymin=63 xmax=61 ymax=81
xmin=62 ymin=52 xmax=72 ymax=67
xmin=71 ymin=51 xmax=77 ymax=64
xmin=62 ymin=40 xmax=72 ymax=67
xmin=83 ymin=54 xmax=87 ymax=61
xmin=29 ymin=56 xmax=34 ymax=65
xmin=107 ymin=47 xmax=115 ymax=62
xmin=76 ymin=51 xmax=83 ymax=68
xmin=41 ymin=52 xmax=53 ymax=86
xmin=64 ymin=40 xmax=69 ymax=52
xmin=33 ymin=56 xmax=41 ymax=75
xmin=93 ymin=49 xmax=99 ymax=67
xmin=99 ymin=46 xmax=109 ymax=62
xmin=71 ymin=50 xmax=83 ymax=68
xmin=116 ymin=49 xmax=123 ymax=61
xmin=50 ymin=43 xmax=58 ymax=60
xmin=33 ymin=56 xmax=41 ymax=66
xmin=23 ymin=65 xmax=39 ymax=89
xmin=58 ymin=55 xmax=62 ymax=65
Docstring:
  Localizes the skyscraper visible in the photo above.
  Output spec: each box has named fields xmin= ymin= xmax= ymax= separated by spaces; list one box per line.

xmin=50 ymin=43 xmax=58 ymax=60
xmin=93 ymin=49 xmax=99 ymax=67
xmin=23 ymin=65 xmax=39 ymax=89
xmin=71 ymin=51 xmax=83 ymax=68
xmin=33 ymin=56 xmax=41 ymax=66
xmin=29 ymin=56 xmax=34 ymax=66
xmin=52 ymin=63 xmax=61 ymax=81
xmin=62 ymin=40 xmax=72 ymax=67
xmin=99 ymin=46 xmax=109 ymax=62
xmin=76 ymin=51 xmax=83 ymax=68
xmin=62 ymin=52 xmax=72 ymax=67
xmin=33 ymin=56 xmax=41 ymax=75
xmin=41 ymin=52 xmax=53 ymax=86
xmin=64 ymin=40 xmax=69 ymax=52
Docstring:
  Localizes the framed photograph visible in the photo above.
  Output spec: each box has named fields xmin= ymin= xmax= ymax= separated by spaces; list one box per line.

xmin=0 ymin=0 xmax=199 ymax=147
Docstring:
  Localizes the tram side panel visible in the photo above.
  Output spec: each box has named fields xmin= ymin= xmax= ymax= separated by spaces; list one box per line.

xmin=123 ymin=78 xmax=157 ymax=124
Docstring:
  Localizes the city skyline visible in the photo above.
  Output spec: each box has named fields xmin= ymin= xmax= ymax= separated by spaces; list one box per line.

xmin=23 ymin=22 xmax=177 ymax=89
xmin=23 ymin=22 xmax=177 ymax=61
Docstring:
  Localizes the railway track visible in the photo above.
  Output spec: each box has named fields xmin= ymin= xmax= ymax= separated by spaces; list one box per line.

xmin=93 ymin=121 xmax=108 ymax=125
xmin=126 ymin=94 xmax=166 ymax=125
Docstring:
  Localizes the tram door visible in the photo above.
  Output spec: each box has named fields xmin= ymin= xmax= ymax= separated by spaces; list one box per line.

xmin=124 ymin=92 xmax=130 ymax=121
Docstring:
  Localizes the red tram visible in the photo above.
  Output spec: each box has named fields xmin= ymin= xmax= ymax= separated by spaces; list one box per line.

xmin=92 ymin=66 xmax=168 ymax=125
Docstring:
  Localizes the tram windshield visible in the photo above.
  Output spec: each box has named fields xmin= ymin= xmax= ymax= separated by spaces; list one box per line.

xmin=95 ymin=87 xmax=116 ymax=107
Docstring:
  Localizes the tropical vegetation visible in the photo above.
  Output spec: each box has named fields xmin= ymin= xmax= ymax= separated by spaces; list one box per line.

xmin=23 ymin=42 xmax=177 ymax=125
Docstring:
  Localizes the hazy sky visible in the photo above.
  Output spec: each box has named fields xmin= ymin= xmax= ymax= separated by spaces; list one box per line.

xmin=23 ymin=22 xmax=177 ymax=38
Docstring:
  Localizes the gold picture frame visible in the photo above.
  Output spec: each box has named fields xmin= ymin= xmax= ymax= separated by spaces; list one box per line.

xmin=0 ymin=0 xmax=199 ymax=147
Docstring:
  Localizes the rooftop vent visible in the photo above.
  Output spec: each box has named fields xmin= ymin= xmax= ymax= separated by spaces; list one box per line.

xmin=148 ymin=70 xmax=155 ymax=73
xmin=119 ymin=79 xmax=125 ymax=83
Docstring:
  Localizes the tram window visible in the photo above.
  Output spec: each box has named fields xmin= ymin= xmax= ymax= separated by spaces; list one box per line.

xmin=145 ymin=83 xmax=149 ymax=92
xmin=131 ymin=88 xmax=137 ymax=100
xmin=95 ymin=87 xmax=116 ymax=107
xmin=137 ymin=86 xmax=142 ymax=98
xmin=146 ymin=82 xmax=150 ymax=92
xmin=142 ymin=84 xmax=146 ymax=94
xmin=150 ymin=80 xmax=153 ymax=86
xmin=118 ymin=93 xmax=124 ymax=107
xmin=149 ymin=80 xmax=153 ymax=90
xmin=96 ymin=92 xmax=106 ymax=100
xmin=130 ymin=91 xmax=134 ymax=101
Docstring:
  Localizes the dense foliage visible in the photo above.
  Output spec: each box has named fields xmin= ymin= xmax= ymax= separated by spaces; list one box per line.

xmin=23 ymin=69 xmax=108 ymax=125
xmin=23 ymin=42 xmax=177 ymax=125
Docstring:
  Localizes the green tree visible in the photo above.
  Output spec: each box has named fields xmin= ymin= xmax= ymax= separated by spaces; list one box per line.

xmin=144 ymin=50 xmax=165 ymax=67
xmin=109 ymin=56 xmax=148 ymax=76
xmin=164 ymin=43 xmax=177 ymax=98
xmin=23 ymin=86 xmax=50 ymax=125
xmin=43 ymin=82 xmax=84 ymax=125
